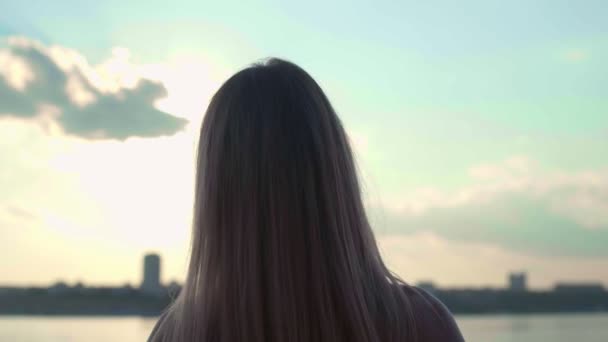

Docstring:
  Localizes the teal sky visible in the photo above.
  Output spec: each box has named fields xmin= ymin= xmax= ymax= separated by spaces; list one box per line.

xmin=0 ymin=1 xmax=607 ymax=288
xmin=4 ymin=0 xmax=606 ymax=186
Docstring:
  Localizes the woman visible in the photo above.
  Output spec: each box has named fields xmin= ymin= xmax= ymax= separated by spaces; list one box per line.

xmin=149 ymin=59 xmax=464 ymax=342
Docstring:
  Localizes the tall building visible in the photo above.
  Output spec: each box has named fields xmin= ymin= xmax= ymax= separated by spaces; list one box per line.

xmin=508 ymin=272 xmax=527 ymax=292
xmin=141 ymin=253 xmax=163 ymax=296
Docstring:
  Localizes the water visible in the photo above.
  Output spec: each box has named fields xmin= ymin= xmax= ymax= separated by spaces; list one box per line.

xmin=458 ymin=314 xmax=608 ymax=341
xmin=0 ymin=316 xmax=156 ymax=342
xmin=1 ymin=314 xmax=607 ymax=341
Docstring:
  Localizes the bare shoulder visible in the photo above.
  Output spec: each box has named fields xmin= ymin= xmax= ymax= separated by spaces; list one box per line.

xmin=402 ymin=285 xmax=465 ymax=342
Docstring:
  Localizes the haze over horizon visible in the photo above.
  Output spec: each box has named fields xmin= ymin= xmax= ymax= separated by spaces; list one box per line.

xmin=1 ymin=0 xmax=607 ymax=289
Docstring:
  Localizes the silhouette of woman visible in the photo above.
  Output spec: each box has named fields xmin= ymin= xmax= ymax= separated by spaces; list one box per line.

xmin=149 ymin=59 xmax=464 ymax=342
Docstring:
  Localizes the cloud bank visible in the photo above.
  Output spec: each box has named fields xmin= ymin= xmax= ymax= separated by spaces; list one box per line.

xmin=373 ymin=156 xmax=608 ymax=257
xmin=0 ymin=37 xmax=187 ymax=140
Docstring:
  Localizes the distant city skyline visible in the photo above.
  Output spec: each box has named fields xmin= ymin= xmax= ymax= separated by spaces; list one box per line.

xmin=2 ymin=253 xmax=606 ymax=316
xmin=1 ymin=1 xmax=607 ymax=288
xmin=2 ymin=254 xmax=606 ymax=293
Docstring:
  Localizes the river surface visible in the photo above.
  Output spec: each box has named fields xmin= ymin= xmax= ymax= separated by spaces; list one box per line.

xmin=1 ymin=313 xmax=607 ymax=341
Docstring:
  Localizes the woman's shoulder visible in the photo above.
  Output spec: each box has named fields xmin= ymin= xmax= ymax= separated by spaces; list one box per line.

xmin=147 ymin=309 xmax=171 ymax=342
xmin=400 ymin=285 xmax=465 ymax=342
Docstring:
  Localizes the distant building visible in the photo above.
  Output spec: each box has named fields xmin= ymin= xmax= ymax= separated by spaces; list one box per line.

xmin=112 ymin=284 xmax=134 ymax=296
xmin=167 ymin=280 xmax=182 ymax=297
xmin=48 ymin=281 xmax=70 ymax=296
xmin=141 ymin=253 xmax=164 ymax=296
xmin=417 ymin=281 xmax=437 ymax=294
xmin=73 ymin=282 xmax=86 ymax=294
xmin=554 ymin=283 xmax=605 ymax=294
xmin=509 ymin=272 xmax=527 ymax=292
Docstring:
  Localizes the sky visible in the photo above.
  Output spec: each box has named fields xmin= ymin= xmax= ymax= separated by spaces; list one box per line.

xmin=0 ymin=0 xmax=607 ymax=289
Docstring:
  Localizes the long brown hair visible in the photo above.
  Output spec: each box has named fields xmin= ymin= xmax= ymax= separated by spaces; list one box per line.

xmin=151 ymin=58 xmax=417 ymax=342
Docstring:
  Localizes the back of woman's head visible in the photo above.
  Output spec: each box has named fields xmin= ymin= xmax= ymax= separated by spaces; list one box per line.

xmin=151 ymin=58 xmax=417 ymax=342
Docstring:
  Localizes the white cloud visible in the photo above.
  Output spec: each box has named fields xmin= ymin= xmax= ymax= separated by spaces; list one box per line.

xmin=65 ymin=73 xmax=97 ymax=107
xmin=0 ymin=49 xmax=35 ymax=91
xmin=378 ymin=231 xmax=608 ymax=288
xmin=371 ymin=156 xmax=608 ymax=257
xmin=0 ymin=37 xmax=188 ymax=140
xmin=382 ymin=156 xmax=608 ymax=230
